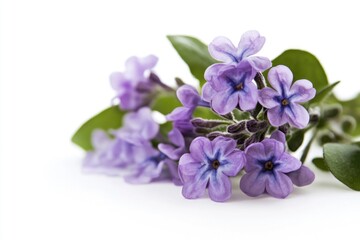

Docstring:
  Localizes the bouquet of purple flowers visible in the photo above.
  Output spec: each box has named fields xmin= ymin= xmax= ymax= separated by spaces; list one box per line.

xmin=72 ymin=30 xmax=360 ymax=202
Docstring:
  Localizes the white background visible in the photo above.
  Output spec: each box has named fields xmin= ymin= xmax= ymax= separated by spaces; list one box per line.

xmin=1 ymin=0 xmax=360 ymax=239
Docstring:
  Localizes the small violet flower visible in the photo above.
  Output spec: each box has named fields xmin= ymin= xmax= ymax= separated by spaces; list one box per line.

xmin=202 ymin=61 xmax=258 ymax=115
xmin=113 ymin=107 xmax=159 ymax=145
xmin=110 ymin=55 xmax=158 ymax=110
xmin=179 ymin=136 xmax=245 ymax=202
xmin=259 ymin=65 xmax=316 ymax=129
xmin=167 ymin=85 xmax=209 ymax=135
xmin=205 ymin=30 xmax=271 ymax=82
xmin=240 ymin=130 xmax=314 ymax=198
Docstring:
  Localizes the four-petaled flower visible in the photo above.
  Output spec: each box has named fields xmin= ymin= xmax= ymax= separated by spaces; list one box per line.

xmin=167 ymin=85 xmax=209 ymax=135
xmin=179 ymin=136 xmax=245 ymax=202
xmin=240 ymin=130 xmax=303 ymax=198
xmin=259 ymin=65 xmax=316 ymax=129
xmin=202 ymin=62 xmax=258 ymax=114
xmin=110 ymin=55 xmax=158 ymax=110
xmin=205 ymin=30 xmax=271 ymax=83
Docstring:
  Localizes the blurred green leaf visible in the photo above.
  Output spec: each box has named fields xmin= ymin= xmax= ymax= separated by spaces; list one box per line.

xmin=266 ymin=50 xmax=328 ymax=91
xmin=339 ymin=94 xmax=360 ymax=136
xmin=151 ymin=92 xmax=181 ymax=115
xmin=312 ymin=157 xmax=329 ymax=172
xmin=309 ymin=81 xmax=340 ymax=105
xmin=323 ymin=143 xmax=360 ymax=191
xmin=71 ymin=106 xmax=125 ymax=151
xmin=288 ymin=130 xmax=305 ymax=152
xmin=167 ymin=35 xmax=217 ymax=87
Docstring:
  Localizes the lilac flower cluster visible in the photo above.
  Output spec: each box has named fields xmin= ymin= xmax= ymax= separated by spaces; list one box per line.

xmin=83 ymin=30 xmax=317 ymax=202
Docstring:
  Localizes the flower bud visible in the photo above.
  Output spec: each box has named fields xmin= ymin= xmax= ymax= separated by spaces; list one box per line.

xmin=341 ymin=116 xmax=356 ymax=134
xmin=192 ymin=118 xmax=229 ymax=129
xmin=246 ymin=120 xmax=268 ymax=133
xmin=227 ymin=121 xmax=246 ymax=133
xmin=318 ymin=132 xmax=335 ymax=145
xmin=323 ymin=104 xmax=342 ymax=119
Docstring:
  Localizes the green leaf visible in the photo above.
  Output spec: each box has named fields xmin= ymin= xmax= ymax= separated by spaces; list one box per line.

xmin=151 ymin=92 xmax=181 ymax=115
xmin=71 ymin=106 xmax=125 ymax=151
xmin=339 ymin=93 xmax=360 ymax=136
xmin=266 ymin=50 xmax=328 ymax=91
xmin=309 ymin=81 xmax=340 ymax=105
xmin=167 ymin=35 xmax=217 ymax=87
xmin=288 ymin=130 xmax=305 ymax=152
xmin=323 ymin=143 xmax=360 ymax=191
xmin=193 ymin=106 xmax=222 ymax=120
xmin=312 ymin=157 xmax=329 ymax=172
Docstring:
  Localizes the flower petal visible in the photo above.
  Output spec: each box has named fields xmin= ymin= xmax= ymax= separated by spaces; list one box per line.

xmin=275 ymin=152 xmax=301 ymax=173
xmin=289 ymin=80 xmax=316 ymax=103
xmin=201 ymin=82 xmax=216 ymax=102
xmin=287 ymin=165 xmax=315 ymax=187
xmin=219 ymin=150 xmax=245 ymax=176
xmin=177 ymin=85 xmax=200 ymax=108
xmin=204 ymin=63 xmax=227 ymax=82
xmin=208 ymin=36 xmax=238 ymax=63
xmin=91 ymin=129 xmax=112 ymax=150
xmin=211 ymin=90 xmax=238 ymax=115
xmin=262 ymin=139 xmax=285 ymax=160
xmin=237 ymin=30 xmax=266 ymax=59
xmin=166 ymin=107 xmax=192 ymax=121
xmin=268 ymin=65 xmax=293 ymax=93
xmin=267 ymin=106 xmax=289 ymax=127
xmin=125 ymin=161 xmax=164 ymax=184
xmin=238 ymin=81 xmax=258 ymax=111
xmin=285 ymin=103 xmax=310 ymax=129
xmin=208 ymin=172 xmax=232 ymax=202
xmin=244 ymin=142 xmax=266 ymax=171
xmin=212 ymin=136 xmax=237 ymax=156
xmin=189 ymin=137 xmax=213 ymax=163
xmin=266 ymin=172 xmax=293 ymax=198
xmin=240 ymin=170 xmax=267 ymax=197
xmin=181 ymin=168 xmax=210 ymax=199
xmin=246 ymin=56 xmax=272 ymax=72
xmin=168 ymin=128 xmax=185 ymax=148
xmin=258 ymin=87 xmax=280 ymax=109
xmin=270 ymin=130 xmax=286 ymax=144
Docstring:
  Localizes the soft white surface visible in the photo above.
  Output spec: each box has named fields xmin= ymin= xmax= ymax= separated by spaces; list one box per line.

xmin=1 ymin=0 xmax=360 ymax=239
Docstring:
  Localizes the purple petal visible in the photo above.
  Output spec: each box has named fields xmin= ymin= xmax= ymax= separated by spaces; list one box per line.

xmin=91 ymin=129 xmax=112 ymax=150
xmin=270 ymin=130 xmax=286 ymax=144
xmin=165 ymin=160 xmax=182 ymax=186
xmin=211 ymin=90 xmax=238 ymax=115
xmin=268 ymin=65 xmax=293 ymax=93
xmin=204 ymin=63 xmax=227 ymax=82
xmin=266 ymin=172 xmax=293 ymax=198
xmin=110 ymin=72 xmax=131 ymax=91
xmin=289 ymin=80 xmax=316 ymax=103
xmin=275 ymin=152 xmax=301 ymax=173
xmin=262 ymin=139 xmax=285 ymax=160
xmin=189 ymin=137 xmax=213 ymax=162
xmin=167 ymin=128 xmax=185 ymax=148
xmin=201 ymin=82 xmax=216 ymax=102
xmin=212 ymin=136 xmax=237 ymax=156
xmin=208 ymin=172 xmax=232 ymax=202
xmin=181 ymin=169 xmax=210 ymax=199
xmin=240 ymin=170 xmax=266 ymax=197
xmin=244 ymin=142 xmax=267 ymax=171
xmin=237 ymin=30 xmax=266 ymax=59
xmin=166 ymin=107 xmax=192 ymax=121
xmin=285 ymin=103 xmax=310 ymax=129
xmin=258 ymin=87 xmax=280 ymax=109
xmin=246 ymin=56 xmax=272 ymax=72
xmin=158 ymin=144 xmax=177 ymax=160
xmin=287 ymin=165 xmax=315 ymax=187
xmin=208 ymin=36 xmax=237 ymax=63
xmin=125 ymin=55 xmax=158 ymax=79
xmin=267 ymin=106 xmax=290 ymax=127
xmin=125 ymin=161 xmax=164 ymax=184
xmin=238 ymin=81 xmax=258 ymax=111
xmin=219 ymin=150 xmax=245 ymax=176
xmin=177 ymin=85 xmax=200 ymax=108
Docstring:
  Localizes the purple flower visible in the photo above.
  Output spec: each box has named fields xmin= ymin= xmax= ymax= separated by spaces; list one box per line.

xmin=113 ymin=107 xmax=159 ymax=145
xmin=179 ymin=136 xmax=245 ymax=202
xmin=240 ymin=130 xmax=302 ymax=198
xmin=158 ymin=128 xmax=186 ymax=160
xmin=259 ymin=65 xmax=316 ymax=129
xmin=110 ymin=55 xmax=158 ymax=110
xmin=202 ymin=61 xmax=258 ymax=114
xmin=167 ymin=85 xmax=209 ymax=135
xmin=83 ymin=130 xmax=151 ymax=176
xmin=205 ymin=30 xmax=271 ymax=82
xmin=270 ymin=130 xmax=315 ymax=186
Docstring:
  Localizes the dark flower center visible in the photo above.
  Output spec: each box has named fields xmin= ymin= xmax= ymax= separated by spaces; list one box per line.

xmin=212 ymin=160 xmax=220 ymax=169
xmin=264 ymin=161 xmax=274 ymax=171
xmin=281 ymin=99 xmax=289 ymax=106
xmin=235 ymin=82 xmax=244 ymax=91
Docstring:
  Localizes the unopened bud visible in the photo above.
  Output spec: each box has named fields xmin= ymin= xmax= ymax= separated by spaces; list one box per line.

xmin=318 ymin=132 xmax=335 ymax=145
xmin=227 ymin=121 xmax=246 ymax=133
xmin=341 ymin=116 xmax=356 ymax=133
xmin=192 ymin=118 xmax=229 ymax=129
xmin=246 ymin=120 xmax=268 ymax=133
xmin=323 ymin=104 xmax=342 ymax=119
